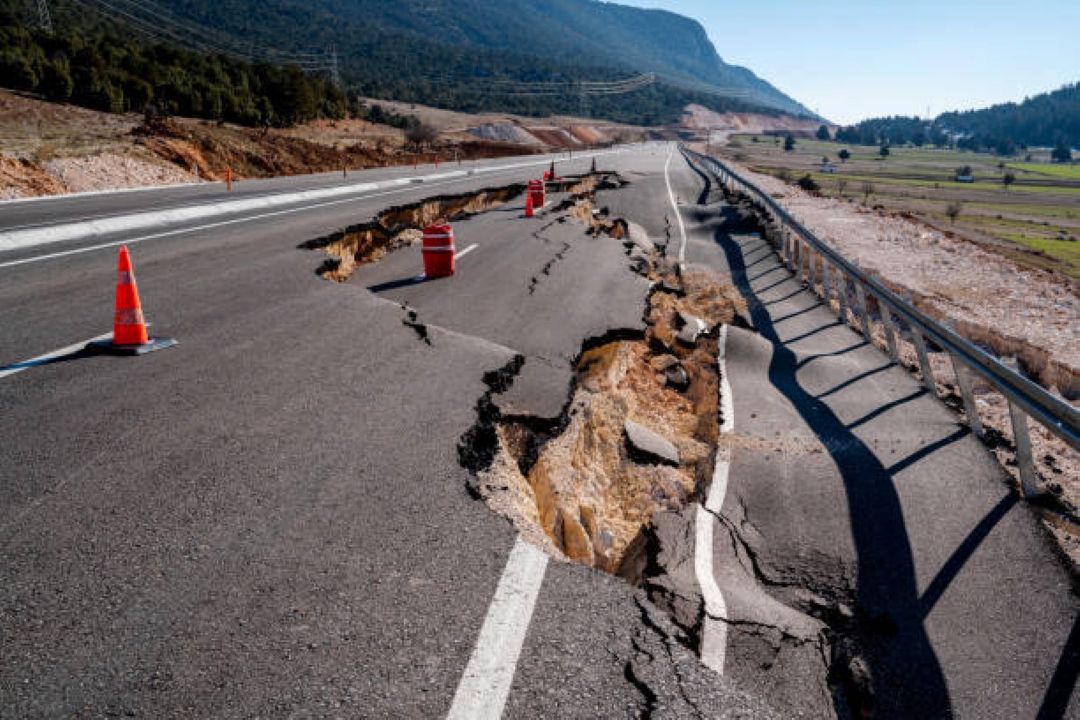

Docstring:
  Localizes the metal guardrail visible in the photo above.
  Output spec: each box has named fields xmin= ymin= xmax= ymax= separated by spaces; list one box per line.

xmin=682 ymin=146 xmax=1079 ymax=497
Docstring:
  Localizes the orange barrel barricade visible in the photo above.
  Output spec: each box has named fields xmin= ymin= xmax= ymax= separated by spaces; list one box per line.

xmin=528 ymin=179 xmax=545 ymax=210
xmin=422 ymin=224 xmax=456 ymax=278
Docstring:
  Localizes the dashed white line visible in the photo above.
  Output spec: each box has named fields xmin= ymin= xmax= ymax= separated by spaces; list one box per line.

xmin=455 ymin=243 xmax=479 ymax=260
xmin=695 ymin=324 xmax=734 ymax=675
xmin=447 ymin=536 xmax=548 ymax=720
xmin=664 ymin=145 xmax=689 ymax=269
xmin=0 ymin=332 xmax=112 ymax=381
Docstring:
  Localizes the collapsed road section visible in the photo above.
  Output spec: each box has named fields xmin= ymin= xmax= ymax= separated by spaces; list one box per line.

xmin=300 ymin=173 xmax=623 ymax=282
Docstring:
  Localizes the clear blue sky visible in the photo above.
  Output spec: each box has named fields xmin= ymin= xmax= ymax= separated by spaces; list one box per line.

xmin=617 ymin=0 xmax=1080 ymax=124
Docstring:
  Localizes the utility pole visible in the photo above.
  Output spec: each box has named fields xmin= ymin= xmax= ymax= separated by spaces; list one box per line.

xmin=33 ymin=0 xmax=53 ymax=32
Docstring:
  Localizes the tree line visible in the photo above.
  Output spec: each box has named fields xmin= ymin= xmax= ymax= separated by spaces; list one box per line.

xmin=0 ymin=4 xmax=349 ymax=126
xmin=833 ymin=83 xmax=1078 ymax=157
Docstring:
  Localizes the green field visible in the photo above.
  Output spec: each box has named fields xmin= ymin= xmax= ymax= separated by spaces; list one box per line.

xmin=722 ymin=135 xmax=1080 ymax=278
xmin=1007 ymin=163 xmax=1080 ymax=180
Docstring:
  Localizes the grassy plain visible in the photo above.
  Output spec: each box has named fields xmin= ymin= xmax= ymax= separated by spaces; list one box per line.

xmin=721 ymin=135 xmax=1080 ymax=278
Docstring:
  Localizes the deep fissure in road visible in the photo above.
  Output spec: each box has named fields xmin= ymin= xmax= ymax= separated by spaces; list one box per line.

xmin=300 ymin=173 xmax=622 ymax=282
xmin=460 ymin=222 xmax=744 ymax=576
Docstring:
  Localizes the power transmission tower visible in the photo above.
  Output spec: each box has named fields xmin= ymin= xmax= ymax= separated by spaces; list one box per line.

xmin=330 ymin=45 xmax=341 ymax=87
xmin=33 ymin=0 xmax=53 ymax=32
xmin=578 ymin=83 xmax=589 ymax=119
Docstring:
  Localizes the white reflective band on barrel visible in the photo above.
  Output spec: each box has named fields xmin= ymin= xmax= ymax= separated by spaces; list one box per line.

xmin=115 ymin=308 xmax=145 ymax=325
xmin=423 ymin=245 xmax=456 ymax=253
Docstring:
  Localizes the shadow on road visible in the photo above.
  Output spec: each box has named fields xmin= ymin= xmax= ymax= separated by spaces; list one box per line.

xmin=0 ymin=347 xmax=97 ymax=376
xmin=1037 ymin=612 xmax=1079 ymax=720
xmin=367 ymin=274 xmax=431 ymax=293
xmin=714 ymin=213 xmax=954 ymax=717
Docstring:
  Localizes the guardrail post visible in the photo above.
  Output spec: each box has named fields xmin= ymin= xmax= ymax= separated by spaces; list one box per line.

xmin=836 ymin=270 xmax=849 ymax=325
xmin=821 ymin=258 xmax=832 ymax=308
xmin=1007 ymin=402 xmax=1041 ymax=498
xmin=950 ymin=354 xmax=984 ymax=438
xmin=911 ymin=328 xmax=937 ymax=396
xmin=801 ymin=242 xmax=812 ymax=287
xmin=854 ymin=282 xmax=874 ymax=341
xmin=1001 ymin=358 xmax=1041 ymax=498
xmin=879 ymin=300 xmax=900 ymax=362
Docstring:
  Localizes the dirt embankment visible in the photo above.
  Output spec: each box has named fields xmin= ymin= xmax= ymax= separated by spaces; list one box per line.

xmin=681 ymin=105 xmax=830 ymax=140
xmin=0 ymin=88 xmax=649 ymax=200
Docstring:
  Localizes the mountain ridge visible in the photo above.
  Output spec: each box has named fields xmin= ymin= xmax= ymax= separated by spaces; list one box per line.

xmin=149 ymin=0 xmax=814 ymax=118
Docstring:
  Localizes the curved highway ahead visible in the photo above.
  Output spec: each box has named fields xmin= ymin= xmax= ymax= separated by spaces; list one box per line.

xmin=0 ymin=145 xmax=1075 ymax=718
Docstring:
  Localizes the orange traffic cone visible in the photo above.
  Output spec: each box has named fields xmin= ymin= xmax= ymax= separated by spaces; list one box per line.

xmin=88 ymin=246 xmax=177 ymax=356
xmin=524 ymin=192 xmax=534 ymax=218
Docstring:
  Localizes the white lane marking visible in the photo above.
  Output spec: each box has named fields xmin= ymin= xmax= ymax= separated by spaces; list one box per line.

xmin=0 ymin=151 xmax=627 ymax=270
xmin=0 ymin=332 xmax=112 ymax=381
xmin=664 ymin=145 xmax=689 ymax=269
xmin=447 ymin=536 xmax=548 ymax=720
xmin=695 ymin=323 xmax=734 ymax=675
xmin=455 ymin=243 xmax=479 ymax=260
xmin=0 ymin=180 xmax=204 ymax=208
xmin=0 ymin=150 xmax=624 ymax=254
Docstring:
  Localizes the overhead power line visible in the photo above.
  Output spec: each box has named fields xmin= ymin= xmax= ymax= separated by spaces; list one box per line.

xmin=66 ymin=0 xmax=335 ymax=73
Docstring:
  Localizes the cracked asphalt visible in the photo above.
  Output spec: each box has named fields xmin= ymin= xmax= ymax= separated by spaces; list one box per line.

xmin=2 ymin=144 xmax=1076 ymax=719
xmin=0 ymin=146 xmax=782 ymax=718
xmin=671 ymin=161 xmax=1079 ymax=719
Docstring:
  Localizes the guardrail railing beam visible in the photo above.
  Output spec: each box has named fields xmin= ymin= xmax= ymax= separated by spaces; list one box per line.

xmin=682 ymin=146 xmax=1078 ymax=456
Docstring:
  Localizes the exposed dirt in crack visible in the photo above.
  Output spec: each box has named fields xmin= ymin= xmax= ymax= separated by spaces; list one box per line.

xmin=301 ymin=173 xmax=621 ymax=282
xmin=459 ymin=193 xmax=745 ymax=573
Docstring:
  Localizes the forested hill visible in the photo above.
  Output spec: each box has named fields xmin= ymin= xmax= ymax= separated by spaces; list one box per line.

xmin=837 ymin=83 xmax=1079 ymax=152
xmin=153 ymin=0 xmax=811 ymax=117
xmin=936 ymin=83 xmax=1079 ymax=149
xmin=0 ymin=0 xmax=813 ymax=127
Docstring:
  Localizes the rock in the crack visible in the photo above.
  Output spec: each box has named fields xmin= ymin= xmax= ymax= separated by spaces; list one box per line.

xmin=665 ymin=365 xmax=690 ymax=391
xmin=649 ymin=354 xmax=689 ymax=391
xmin=625 ymin=222 xmax=656 ymax=254
xmin=625 ymin=419 xmax=680 ymax=466
xmin=676 ymin=313 xmax=708 ymax=346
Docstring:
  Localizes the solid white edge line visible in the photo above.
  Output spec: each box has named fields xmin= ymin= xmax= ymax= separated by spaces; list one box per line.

xmin=696 ymin=324 xmax=733 ymax=675
xmin=455 ymin=243 xmax=479 ymax=260
xmin=447 ymin=536 xmax=548 ymax=720
xmin=0 ymin=332 xmax=112 ymax=381
xmin=664 ymin=144 xmax=689 ymax=269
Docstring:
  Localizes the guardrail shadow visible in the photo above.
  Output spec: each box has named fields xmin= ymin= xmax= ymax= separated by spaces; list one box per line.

xmin=715 ymin=224 xmax=953 ymax=717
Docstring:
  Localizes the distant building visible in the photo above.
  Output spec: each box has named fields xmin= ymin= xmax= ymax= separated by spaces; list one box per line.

xmin=954 ymin=174 xmax=975 ymax=183
xmin=820 ymin=163 xmax=838 ymax=174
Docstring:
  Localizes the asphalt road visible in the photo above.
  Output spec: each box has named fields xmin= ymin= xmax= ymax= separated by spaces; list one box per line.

xmin=1 ymin=143 xmax=1076 ymax=718
xmin=673 ymin=160 xmax=1079 ymax=719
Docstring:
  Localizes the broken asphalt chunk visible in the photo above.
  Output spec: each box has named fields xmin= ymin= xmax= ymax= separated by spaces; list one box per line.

xmin=676 ymin=313 xmax=708 ymax=346
xmin=624 ymin=419 xmax=680 ymax=466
